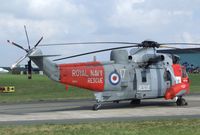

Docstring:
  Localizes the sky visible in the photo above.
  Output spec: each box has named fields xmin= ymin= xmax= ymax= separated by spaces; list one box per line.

xmin=0 ymin=0 xmax=200 ymax=67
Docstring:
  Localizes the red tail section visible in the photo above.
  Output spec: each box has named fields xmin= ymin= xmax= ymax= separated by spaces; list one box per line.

xmin=165 ymin=64 xmax=190 ymax=100
xmin=59 ymin=62 xmax=104 ymax=92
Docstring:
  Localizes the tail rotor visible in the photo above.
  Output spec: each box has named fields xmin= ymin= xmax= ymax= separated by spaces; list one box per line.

xmin=7 ymin=25 xmax=43 ymax=79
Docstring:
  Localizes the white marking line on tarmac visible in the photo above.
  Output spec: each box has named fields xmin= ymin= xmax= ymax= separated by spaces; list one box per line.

xmin=1 ymin=107 xmax=200 ymax=122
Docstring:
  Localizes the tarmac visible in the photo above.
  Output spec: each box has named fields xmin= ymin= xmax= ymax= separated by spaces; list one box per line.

xmin=0 ymin=94 xmax=200 ymax=125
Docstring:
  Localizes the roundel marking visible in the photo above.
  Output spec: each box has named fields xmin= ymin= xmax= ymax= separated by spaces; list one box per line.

xmin=109 ymin=71 xmax=121 ymax=85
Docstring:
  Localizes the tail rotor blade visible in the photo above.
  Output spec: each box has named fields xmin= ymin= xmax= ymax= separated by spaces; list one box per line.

xmin=7 ymin=40 xmax=28 ymax=52
xmin=24 ymin=25 xmax=31 ymax=49
xmin=34 ymin=37 xmax=43 ymax=47
xmin=11 ymin=54 xmax=29 ymax=69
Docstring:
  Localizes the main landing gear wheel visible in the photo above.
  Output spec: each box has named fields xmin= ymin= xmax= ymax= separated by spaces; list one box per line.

xmin=113 ymin=101 xmax=119 ymax=103
xmin=176 ymin=97 xmax=188 ymax=106
xmin=93 ymin=103 xmax=102 ymax=111
xmin=130 ymin=99 xmax=141 ymax=105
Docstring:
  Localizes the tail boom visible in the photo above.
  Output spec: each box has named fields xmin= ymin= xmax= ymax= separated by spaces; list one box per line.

xmin=59 ymin=62 xmax=105 ymax=92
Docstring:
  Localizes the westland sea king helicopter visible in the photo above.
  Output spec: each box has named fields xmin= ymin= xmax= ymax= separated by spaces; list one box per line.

xmin=7 ymin=26 xmax=200 ymax=110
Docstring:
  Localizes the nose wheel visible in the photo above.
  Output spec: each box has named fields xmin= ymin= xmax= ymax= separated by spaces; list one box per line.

xmin=176 ymin=97 xmax=188 ymax=106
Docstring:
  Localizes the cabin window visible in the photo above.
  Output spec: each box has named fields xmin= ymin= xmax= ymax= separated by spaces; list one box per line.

xmin=141 ymin=70 xmax=147 ymax=82
xmin=166 ymin=71 xmax=171 ymax=81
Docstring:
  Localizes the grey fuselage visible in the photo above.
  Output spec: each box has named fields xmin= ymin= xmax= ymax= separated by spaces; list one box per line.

xmin=29 ymin=48 xmax=176 ymax=103
xmin=94 ymin=48 xmax=176 ymax=102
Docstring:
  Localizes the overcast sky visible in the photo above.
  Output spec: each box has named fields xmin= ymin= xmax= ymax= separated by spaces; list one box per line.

xmin=0 ymin=0 xmax=200 ymax=67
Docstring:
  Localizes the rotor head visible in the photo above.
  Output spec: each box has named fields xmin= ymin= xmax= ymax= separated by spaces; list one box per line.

xmin=139 ymin=40 xmax=160 ymax=48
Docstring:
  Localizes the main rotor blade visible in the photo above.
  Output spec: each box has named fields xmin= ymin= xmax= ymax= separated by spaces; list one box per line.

xmin=53 ymin=45 xmax=139 ymax=61
xmin=159 ymin=43 xmax=200 ymax=53
xmin=34 ymin=37 xmax=43 ymax=47
xmin=160 ymin=43 xmax=200 ymax=46
xmin=24 ymin=25 xmax=31 ymax=49
xmin=157 ymin=47 xmax=200 ymax=54
xmin=7 ymin=40 xmax=28 ymax=52
xmin=39 ymin=41 xmax=200 ymax=47
xmin=40 ymin=42 xmax=139 ymax=46
xmin=159 ymin=45 xmax=180 ymax=49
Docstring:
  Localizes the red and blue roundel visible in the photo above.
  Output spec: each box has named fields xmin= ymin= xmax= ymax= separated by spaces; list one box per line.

xmin=109 ymin=71 xmax=121 ymax=85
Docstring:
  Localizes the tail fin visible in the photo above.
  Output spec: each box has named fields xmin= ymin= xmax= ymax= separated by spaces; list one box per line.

xmin=29 ymin=49 xmax=60 ymax=82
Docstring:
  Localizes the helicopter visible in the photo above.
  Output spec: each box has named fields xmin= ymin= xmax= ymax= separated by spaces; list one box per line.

xmin=7 ymin=28 xmax=200 ymax=110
